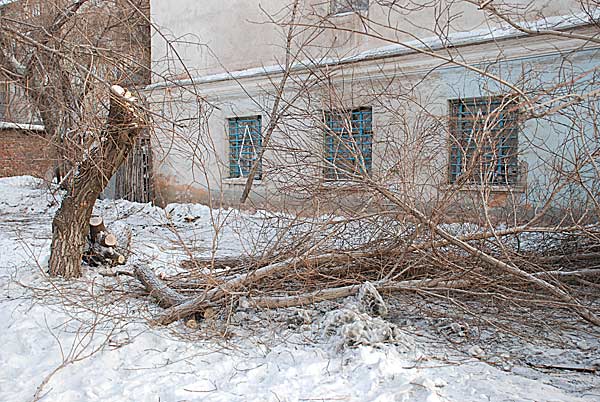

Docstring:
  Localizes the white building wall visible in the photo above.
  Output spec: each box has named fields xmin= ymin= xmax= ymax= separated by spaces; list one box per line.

xmin=147 ymin=0 xmax=599 ymax=214
xmin=150 ymin=0 xmax=583 ymax=81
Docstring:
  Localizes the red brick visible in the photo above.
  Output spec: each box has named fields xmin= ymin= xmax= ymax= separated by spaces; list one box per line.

xmin=0 ymin=129 xmax=56 ymax=179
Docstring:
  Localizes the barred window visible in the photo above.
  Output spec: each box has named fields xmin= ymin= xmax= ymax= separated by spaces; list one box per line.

xmin=331 ymin=0 xmax=369 ymax=15
xmin=228 ymin=115 xmax=262 ymax=179
xmin=30 ymin=2 xmax=41 ymax=17
xmin=0 ymin=83 xmax=6 ymax=121
xmin=449 ymin=97 xmax=519 ymax=185
xmin=324 ymin=107 xmax=373 ymax=181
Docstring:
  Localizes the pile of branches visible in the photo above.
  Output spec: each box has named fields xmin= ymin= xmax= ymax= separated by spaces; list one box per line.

xmin=126 ymin=223 xmax=600 ymax=328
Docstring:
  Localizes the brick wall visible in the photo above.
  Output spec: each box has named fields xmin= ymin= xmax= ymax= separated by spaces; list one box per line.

xmin=0 ymin=128 xmax=56 ymax=179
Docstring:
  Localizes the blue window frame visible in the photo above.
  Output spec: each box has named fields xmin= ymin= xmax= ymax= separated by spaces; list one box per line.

xmin=331 ymin=0 xmax=369 ymax=15
xmin=324 ymin=107 xmax=373 ymax=181
xmin=449 ymin=97 xmax=519 ymax=185
xmin=228 ymin=115 xmax=262 ymax=179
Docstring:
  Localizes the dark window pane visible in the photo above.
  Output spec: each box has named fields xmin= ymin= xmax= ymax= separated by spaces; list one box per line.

xmin=449 ymin=97 xmax=519 ymax=185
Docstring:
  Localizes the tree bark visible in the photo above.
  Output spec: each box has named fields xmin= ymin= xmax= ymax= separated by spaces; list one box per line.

xmin=49 ymin=86 xmax=143 ymax=278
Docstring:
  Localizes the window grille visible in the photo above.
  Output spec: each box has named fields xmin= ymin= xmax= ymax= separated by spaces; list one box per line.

xmin=28 ymin=2 xmax=41 ymax=17
xmin=449 ymin=97 xmax=519 ymax=185
xmin=324 ymin=107 xmax=373 ymax=180
xmin=228 ymin=115 xmax=262 ymax=179
xmin=0 ymin=83 xmax=6 ymax=121
xmin=331 ymin=0 xmax=369 ymax=15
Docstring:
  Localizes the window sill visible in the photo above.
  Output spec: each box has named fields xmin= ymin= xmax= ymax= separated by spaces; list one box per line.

xmin=330 ymin=10 xmax=366 ymax=17
xmin=320 ymin=180 xmax=366 ymax=188
xmin=223 ymin=177 xmax=262 ymax=186
xmin=443 ymin=183 xmax=525 ymax=193
xmin=0 ymin=121 xmax=45 ymax=131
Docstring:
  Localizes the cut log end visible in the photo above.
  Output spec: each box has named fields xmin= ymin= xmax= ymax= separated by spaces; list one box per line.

xmin=110 ymin=85 xmax=136 ymax=102
xmin=102 ymin=233 xmax=117 ymax=247
xmin=90 ymin=216 xmax=103 ymax=227
xmin=110 ymin=85 xmax=126 ymax=97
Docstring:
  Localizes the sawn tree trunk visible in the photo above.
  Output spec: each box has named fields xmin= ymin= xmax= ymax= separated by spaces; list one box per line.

xmin=49 ymin=85 xmax=143 ymax=278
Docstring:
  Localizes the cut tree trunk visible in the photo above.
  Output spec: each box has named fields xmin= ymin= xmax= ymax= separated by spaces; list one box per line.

xmin=49 ymin=86 xmax=144 ymax=278
xmin=89 ymin=216 xmax=106 ymax=242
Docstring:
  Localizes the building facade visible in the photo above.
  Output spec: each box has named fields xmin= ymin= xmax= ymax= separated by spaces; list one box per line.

xmin=148 ymin=1 xmax=599 ymax=218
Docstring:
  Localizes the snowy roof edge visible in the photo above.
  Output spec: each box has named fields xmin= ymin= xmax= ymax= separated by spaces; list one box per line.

xmin=0 ymin=121 xmax=45 ymax=131
xmin=145 ymin=11 xmax=600 ymax=91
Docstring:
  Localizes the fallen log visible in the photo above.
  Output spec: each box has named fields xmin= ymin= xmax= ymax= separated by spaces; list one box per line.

xmin=133 ymin=264 xmax=187 ymax=308
xmin=533 ymin=268 xmax=600 ymax=278
xmin=241 ymin=278 xmax=472 ymax=309
xmin=154 ymin=249 xmax=472 ymax=325
xmin=155 ymin=253 xmax=347 ymax=324
xmin=141 ymin=224 xmax=600 ymax=326
xmin=88 ymin=242 xmax=125 ymax=266
xmin=151 ymin=248 xmax=600 ymax=325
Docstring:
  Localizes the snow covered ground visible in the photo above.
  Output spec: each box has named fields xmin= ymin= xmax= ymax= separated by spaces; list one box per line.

xmin=1 ymin=176 xmax=599 ymax=402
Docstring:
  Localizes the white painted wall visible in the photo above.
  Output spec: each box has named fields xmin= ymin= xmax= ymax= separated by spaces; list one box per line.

xmin=148 ymin=0 xmax=598 ymax=213
xmin=150 ymin=0 xmax=583 ymax=81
